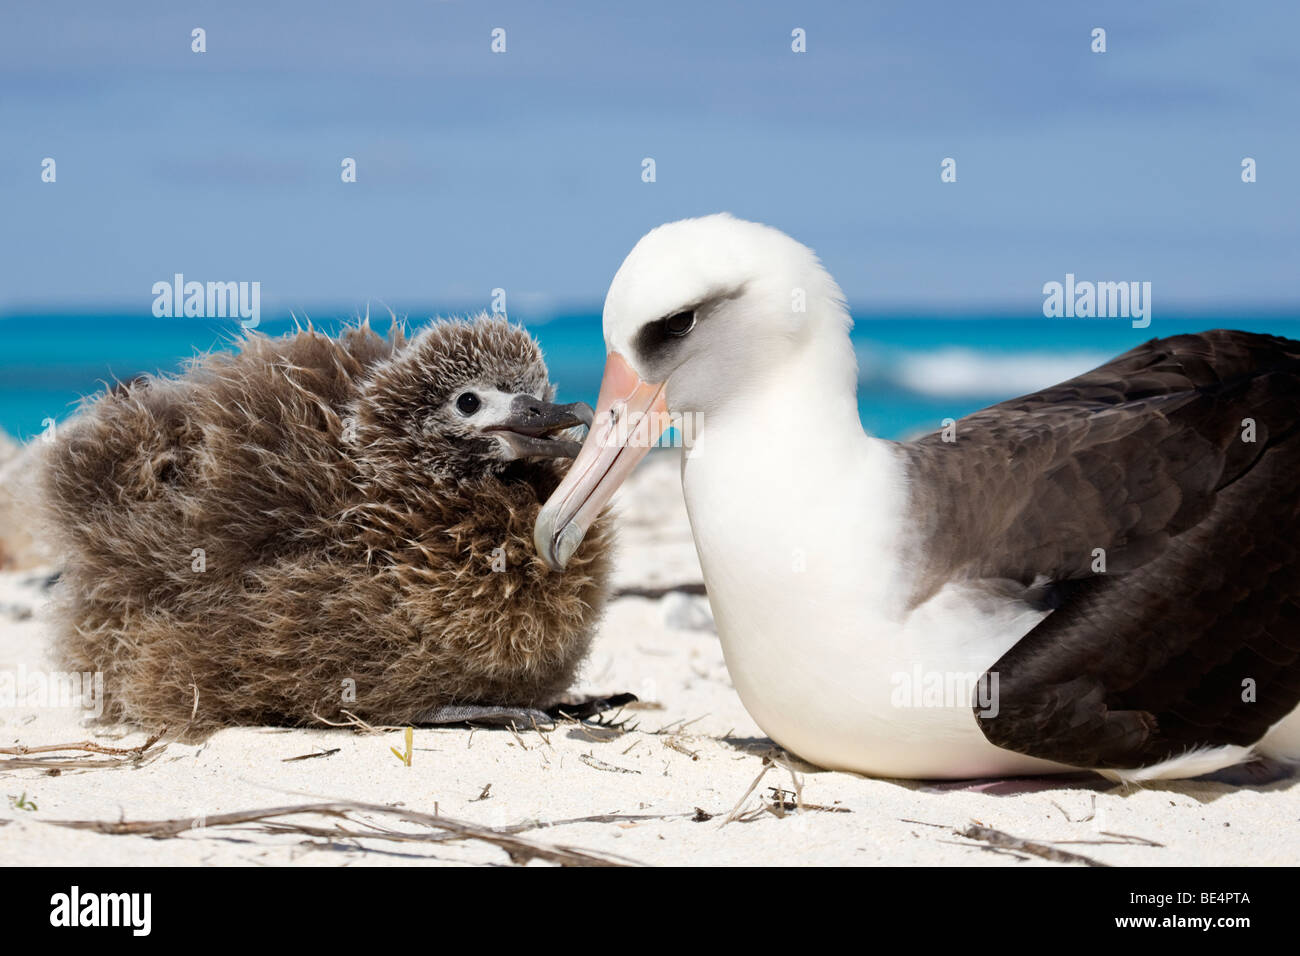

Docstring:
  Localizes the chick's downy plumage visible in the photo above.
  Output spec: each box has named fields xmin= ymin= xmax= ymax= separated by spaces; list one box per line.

xmin=44 ymin=317 xmax=612 ymax=736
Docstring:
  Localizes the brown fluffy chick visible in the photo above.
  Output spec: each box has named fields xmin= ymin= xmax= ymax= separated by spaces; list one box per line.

xmin=42 ymin=316 xmax=612 ymax=737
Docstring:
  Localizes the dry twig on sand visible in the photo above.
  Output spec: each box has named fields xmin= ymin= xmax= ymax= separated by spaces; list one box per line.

xmin=764 ymin=786 xmax=850 ymax=815
xmin=954 ymin=824 xmax=1110 ymax=867
xmin=720 ymin=755 xmax=773 ymax=827
xmin=281 ymin=748 xmax=341 ymax=763
xmin=904 ymin=816 xmax=1158 ymax=867
xmin=579 ymin=753 xmax=640 ymax=774
xmin=0 ymin=729 xmax=167 ymax=771
xmin=310 ymin=710 xmax=404 ymax=735
xmin=45 ymin=800 xmax=646 ymax=867
xmin=0 ymin=728 xmax=165 ymax=758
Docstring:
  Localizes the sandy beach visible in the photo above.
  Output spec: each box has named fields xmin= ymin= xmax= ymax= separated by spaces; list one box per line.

xmin=0 ymin=449 xmax=1294 ymax=867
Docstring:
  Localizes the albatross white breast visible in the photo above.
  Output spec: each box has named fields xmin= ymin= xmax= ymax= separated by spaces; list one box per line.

xmin=535 ymin=214 xmax=1300 ymax=782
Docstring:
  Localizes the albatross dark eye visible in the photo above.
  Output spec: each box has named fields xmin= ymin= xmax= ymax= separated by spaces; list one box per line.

xmin=456 ymin=392 xmax=481 ymax=415
xmin=665 ymin=310 xmax=696 ymax=337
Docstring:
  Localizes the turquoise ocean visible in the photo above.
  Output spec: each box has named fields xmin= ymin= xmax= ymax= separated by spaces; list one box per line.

xmin=2 ymin=311 xmax=1298 ymax=443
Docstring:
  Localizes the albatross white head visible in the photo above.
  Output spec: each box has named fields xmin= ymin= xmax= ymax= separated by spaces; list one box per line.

xmin=534 ymin=213 xmax=859 ymax=570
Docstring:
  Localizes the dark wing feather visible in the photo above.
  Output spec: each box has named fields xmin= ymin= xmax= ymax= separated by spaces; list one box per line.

xmin=901 ymin=329 xmax=1300 ymax=768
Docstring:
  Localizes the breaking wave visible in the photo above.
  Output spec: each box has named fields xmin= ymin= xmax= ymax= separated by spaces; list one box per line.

xmin=872 ymin=347 xmax=1112 ymax=398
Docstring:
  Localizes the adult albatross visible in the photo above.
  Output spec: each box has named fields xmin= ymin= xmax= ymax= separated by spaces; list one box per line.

xmin=535 ymin=214 xmax=1300 ymax=782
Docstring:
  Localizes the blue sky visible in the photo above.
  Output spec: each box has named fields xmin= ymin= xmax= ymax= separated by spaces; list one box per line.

xmin=2 ymin=1 xmax=1297 ymax=318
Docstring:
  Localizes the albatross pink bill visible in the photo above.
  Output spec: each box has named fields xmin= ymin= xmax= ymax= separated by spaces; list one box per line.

xmin=534 ymin=351 xmax=670 ymax=570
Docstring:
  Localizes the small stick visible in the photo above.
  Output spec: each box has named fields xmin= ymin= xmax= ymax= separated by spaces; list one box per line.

xmin=45 ymin=800 xmax=639 ymax=867
xmin=282 ymin=748 xmax=341 ymax=763
xmin=528 ymin=716 xmax=552 ymax=748
xmin=765 ymin=787 xmax=848 ymax=814
xmin=579 ymin=753 xmax=640 ymax=774
xmin=310 ymin=710 xmax=402 ymax=735
xmin=504 ymin=723 xmax=529 ymax=752
xmin=1055 ymin=831 xmax=1165 ymax=848
xmin=1 ymin=757 xmax=146 ymax=771
xmin=720 ymin=756 xmax=773 ymax=827
xmin=663 ymin=738 xmax=699 ymax=760
xmin=0 ymin=729 xmax=165 ymax=758
xmin=937 ymin=838 xmax=1032 ymax=862
xmin=652 ymin=713 xmax=708 ymax=736
xmin=956 ymin=824 xmax=1109 ymax=867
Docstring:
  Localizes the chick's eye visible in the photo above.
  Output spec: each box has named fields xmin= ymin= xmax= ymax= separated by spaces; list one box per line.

xmin=456 ymin=392 xmax=481 ymax=415
xmin=665 ymin=310 xmax=696 ymax=337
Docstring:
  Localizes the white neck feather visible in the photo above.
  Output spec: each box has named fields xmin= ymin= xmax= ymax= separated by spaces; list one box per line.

xmin=679 ymin=303 xmax=909 ymax=618
xmin=664 ymin=272 xmax=1067 ymax=777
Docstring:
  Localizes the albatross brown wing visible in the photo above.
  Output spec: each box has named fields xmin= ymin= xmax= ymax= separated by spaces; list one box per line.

xmin=902 ymin=329 xmax=1300 ymax=768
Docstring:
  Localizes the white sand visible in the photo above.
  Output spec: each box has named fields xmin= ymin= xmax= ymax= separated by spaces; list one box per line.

xmin=1 ymin=451 xmax=1296 ymax=867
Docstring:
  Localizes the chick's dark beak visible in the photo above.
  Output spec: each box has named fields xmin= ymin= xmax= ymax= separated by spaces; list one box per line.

xmin=486 ymin=396 xmax=594 ymax=459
